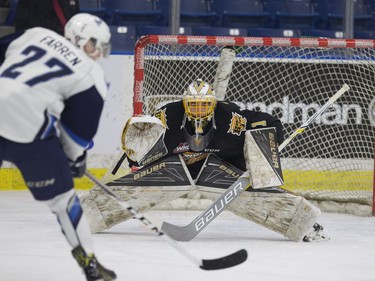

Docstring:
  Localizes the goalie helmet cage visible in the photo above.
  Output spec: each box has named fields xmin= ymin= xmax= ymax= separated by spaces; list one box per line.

xmin=133 ymin=35 xmax=375 ymax=216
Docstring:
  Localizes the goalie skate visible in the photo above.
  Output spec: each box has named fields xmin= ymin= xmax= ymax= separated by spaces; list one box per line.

xmin=303 ymin=222 xmax=330 ymax=242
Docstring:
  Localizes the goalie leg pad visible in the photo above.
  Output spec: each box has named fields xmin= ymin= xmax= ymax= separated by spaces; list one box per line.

xmin=81 ymin=154 xmax=194 ymax=233
xmin=79 ymin=184 xmax=191 ymax=233
xmin=79 ymin=187 xmax=130 ymax=233
xmin=285 ymin=197 xmax=322 ymax=240
xmin=199 ymin=187 xmax=321 ymax=241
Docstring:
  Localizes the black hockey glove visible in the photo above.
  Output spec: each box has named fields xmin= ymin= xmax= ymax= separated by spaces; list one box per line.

xmin=68 ymin=151 xmax=87 ymax=178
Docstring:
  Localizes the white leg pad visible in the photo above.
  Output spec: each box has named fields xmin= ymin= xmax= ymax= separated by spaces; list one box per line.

xmin=79 ymin=184 xmax=191 ymax=233
xmin=199 ymin=187 xmax=321 ymax=241
xmin=79 ymin=187 xmax=129 ymax=233
xmin=285 ymin=197 xmax=322 ymax=240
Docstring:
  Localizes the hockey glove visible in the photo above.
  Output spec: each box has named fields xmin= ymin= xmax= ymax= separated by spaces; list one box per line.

xmin=68 ymin=151 xmax=87 ymax=178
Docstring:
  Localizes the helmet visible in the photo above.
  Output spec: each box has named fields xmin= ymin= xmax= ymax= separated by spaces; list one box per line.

xmin=181 ymin=80 xmax=217 ymax=150
xmin=182 ymin=79 xmax=217 ymax=133
xmin=65 ymin=13 xmax=111 ymax=59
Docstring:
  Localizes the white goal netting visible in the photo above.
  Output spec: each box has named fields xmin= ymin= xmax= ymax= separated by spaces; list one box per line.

xmin=132 ymin=35 xmax=375 ymax=216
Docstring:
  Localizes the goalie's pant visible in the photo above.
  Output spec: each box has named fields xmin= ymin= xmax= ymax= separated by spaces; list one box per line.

xmin=80 ymin=184 xmax=320 ymax=240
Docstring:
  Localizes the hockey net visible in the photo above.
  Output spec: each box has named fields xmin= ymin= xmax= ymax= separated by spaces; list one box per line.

xmin=133 ymin=35 xmax=375 ymax=216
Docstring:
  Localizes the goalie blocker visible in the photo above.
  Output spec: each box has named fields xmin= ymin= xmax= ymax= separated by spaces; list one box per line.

xmin=80 ymin=121 xmax=321 ymax=241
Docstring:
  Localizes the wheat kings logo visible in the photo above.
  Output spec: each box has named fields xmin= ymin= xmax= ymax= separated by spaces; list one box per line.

xmin=228 ymin=112 xmax=247 ymax=136
xmin=154 ymin=108 xmax=168 ymax=129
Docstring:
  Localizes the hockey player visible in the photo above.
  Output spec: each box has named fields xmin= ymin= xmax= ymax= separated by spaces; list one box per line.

xmin=81 ymin=79 xmax=328 ymax=242
xmin=141 ymin=79 xmax=284 ymax=177
xmin=0 ymin=14 xmax=116 ymax=281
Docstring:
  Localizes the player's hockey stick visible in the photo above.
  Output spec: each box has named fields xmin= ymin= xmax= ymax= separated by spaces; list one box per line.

xmin=161 ymin=83 xmax=350 ymax=241
xmin=84 ymin=171 xmax=248 ymax=270
xmin=111 ymin=152 xmax=126 ymax=175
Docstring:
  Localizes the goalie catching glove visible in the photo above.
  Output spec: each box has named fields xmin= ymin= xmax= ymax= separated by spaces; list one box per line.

xmin=121 ymin=115 xmax=167 ymax=167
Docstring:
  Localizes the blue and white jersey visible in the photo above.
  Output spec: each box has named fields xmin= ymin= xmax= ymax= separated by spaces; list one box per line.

xmin=0 ymin=27 xmax=108 ymax=160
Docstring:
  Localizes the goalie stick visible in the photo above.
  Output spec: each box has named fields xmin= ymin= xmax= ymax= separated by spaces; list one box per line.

xmin=84 ymin=171 xmax=248 ymax=270
xmin=161 ymin=83 xmax=350 ymax=241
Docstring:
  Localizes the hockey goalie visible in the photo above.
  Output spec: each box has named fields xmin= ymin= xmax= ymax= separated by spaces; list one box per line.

xmin=80 ymin=79 xmax=329 ymax=242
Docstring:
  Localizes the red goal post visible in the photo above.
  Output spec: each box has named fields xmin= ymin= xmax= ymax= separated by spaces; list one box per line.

xmin=133 ymin=35 xmax=375 ymax=216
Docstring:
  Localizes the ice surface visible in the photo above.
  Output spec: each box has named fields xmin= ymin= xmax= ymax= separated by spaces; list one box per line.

xmin=0 ymin=191 xmax=374 ymax=281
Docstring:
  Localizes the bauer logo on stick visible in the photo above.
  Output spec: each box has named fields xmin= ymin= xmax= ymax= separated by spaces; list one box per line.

xmin=194 ymin=180 xmax=244 ymax=232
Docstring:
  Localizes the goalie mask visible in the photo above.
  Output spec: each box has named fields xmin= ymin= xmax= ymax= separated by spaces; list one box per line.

xmin=181 ymin=79 xmax=217 ymax=151
xmin=182 ymin=79 xmax=217 ymax=133
xmin=65 ymin=13 xmax=111 ymax=60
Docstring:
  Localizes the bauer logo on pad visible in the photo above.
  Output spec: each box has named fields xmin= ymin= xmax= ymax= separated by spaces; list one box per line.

xmin=108 ymin=155 xmax=191 ymax=187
